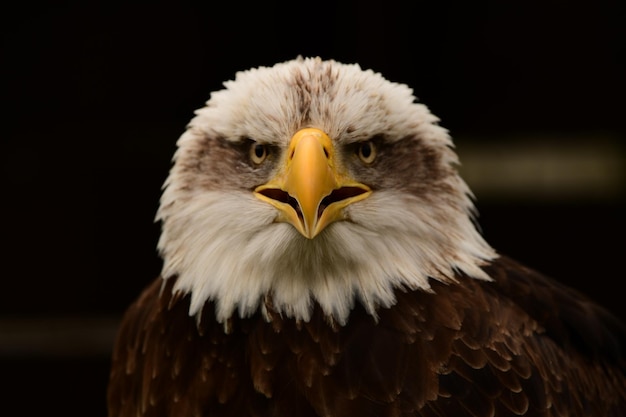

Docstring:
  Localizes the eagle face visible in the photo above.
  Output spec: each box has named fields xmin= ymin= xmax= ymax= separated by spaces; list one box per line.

xmin=156 ymin=57 xmax=496 ymax=324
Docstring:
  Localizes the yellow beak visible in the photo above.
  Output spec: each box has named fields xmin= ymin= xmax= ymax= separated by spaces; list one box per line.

xmin=254 ymin=128 xmax=371 ymax=239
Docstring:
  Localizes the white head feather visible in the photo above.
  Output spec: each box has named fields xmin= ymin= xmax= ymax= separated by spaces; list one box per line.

xmin=156 ymin=57 xmax=497 ymax=325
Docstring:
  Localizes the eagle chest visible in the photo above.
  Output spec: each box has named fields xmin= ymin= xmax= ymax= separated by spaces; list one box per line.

xmin=131 ymin=281 xmax=496 ymax=416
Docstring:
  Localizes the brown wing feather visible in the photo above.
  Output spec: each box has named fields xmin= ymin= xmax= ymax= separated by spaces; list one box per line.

xmin=108 ymin=256 xmax=626 ymax=416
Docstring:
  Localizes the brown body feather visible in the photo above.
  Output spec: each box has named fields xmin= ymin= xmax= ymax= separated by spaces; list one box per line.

xmin=107 ymin=255 xmax=626 ymax=416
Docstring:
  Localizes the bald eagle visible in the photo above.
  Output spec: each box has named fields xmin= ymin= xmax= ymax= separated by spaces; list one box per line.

xmin=107 ymin=57 xmax=626 ymax=417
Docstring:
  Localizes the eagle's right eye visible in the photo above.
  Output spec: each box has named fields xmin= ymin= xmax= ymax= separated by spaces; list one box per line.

xmin=250 ymin=142 xmax=269 ymax=165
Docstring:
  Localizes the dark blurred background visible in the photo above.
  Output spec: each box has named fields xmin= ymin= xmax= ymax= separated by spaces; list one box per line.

xmin=1 ymin=1 xmax=624 ymax=416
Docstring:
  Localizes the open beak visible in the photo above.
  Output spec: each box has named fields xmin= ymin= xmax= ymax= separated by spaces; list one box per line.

xmin=254 ymin=128 xmax=371 ymax=239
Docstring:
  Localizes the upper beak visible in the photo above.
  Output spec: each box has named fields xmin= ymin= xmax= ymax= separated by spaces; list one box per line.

xmin=254 ymin=128 xmax=371 ymax=239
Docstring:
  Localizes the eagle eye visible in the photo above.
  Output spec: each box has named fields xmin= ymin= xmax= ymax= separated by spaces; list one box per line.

xmin=357 ymin=141 xmax=376 ymax=164
xmin=250 ymin=142 xmax=269 ymax=165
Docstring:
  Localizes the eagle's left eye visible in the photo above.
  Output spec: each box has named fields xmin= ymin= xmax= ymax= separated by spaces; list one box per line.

xmin=357 ymin=141 xmax=376 ymax=164
xmin=250 ymin=142 xmax=269 ymax=165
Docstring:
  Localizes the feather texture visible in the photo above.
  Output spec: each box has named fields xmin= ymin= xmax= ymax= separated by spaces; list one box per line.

xmin=108 ymin=256 xmax=626 ymax=416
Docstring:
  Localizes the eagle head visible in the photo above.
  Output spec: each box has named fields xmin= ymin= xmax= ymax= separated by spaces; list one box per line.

xmin=155 ymin=57 xmax=496 ymax=325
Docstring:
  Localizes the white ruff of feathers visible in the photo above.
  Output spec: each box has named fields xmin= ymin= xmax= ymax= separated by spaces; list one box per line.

xmin=156 ymin=57 xmax=498 ymax=325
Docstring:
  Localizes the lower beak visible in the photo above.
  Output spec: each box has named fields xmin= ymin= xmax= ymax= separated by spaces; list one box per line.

xmin=254 ymin=128 xmax=371 ymax=239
